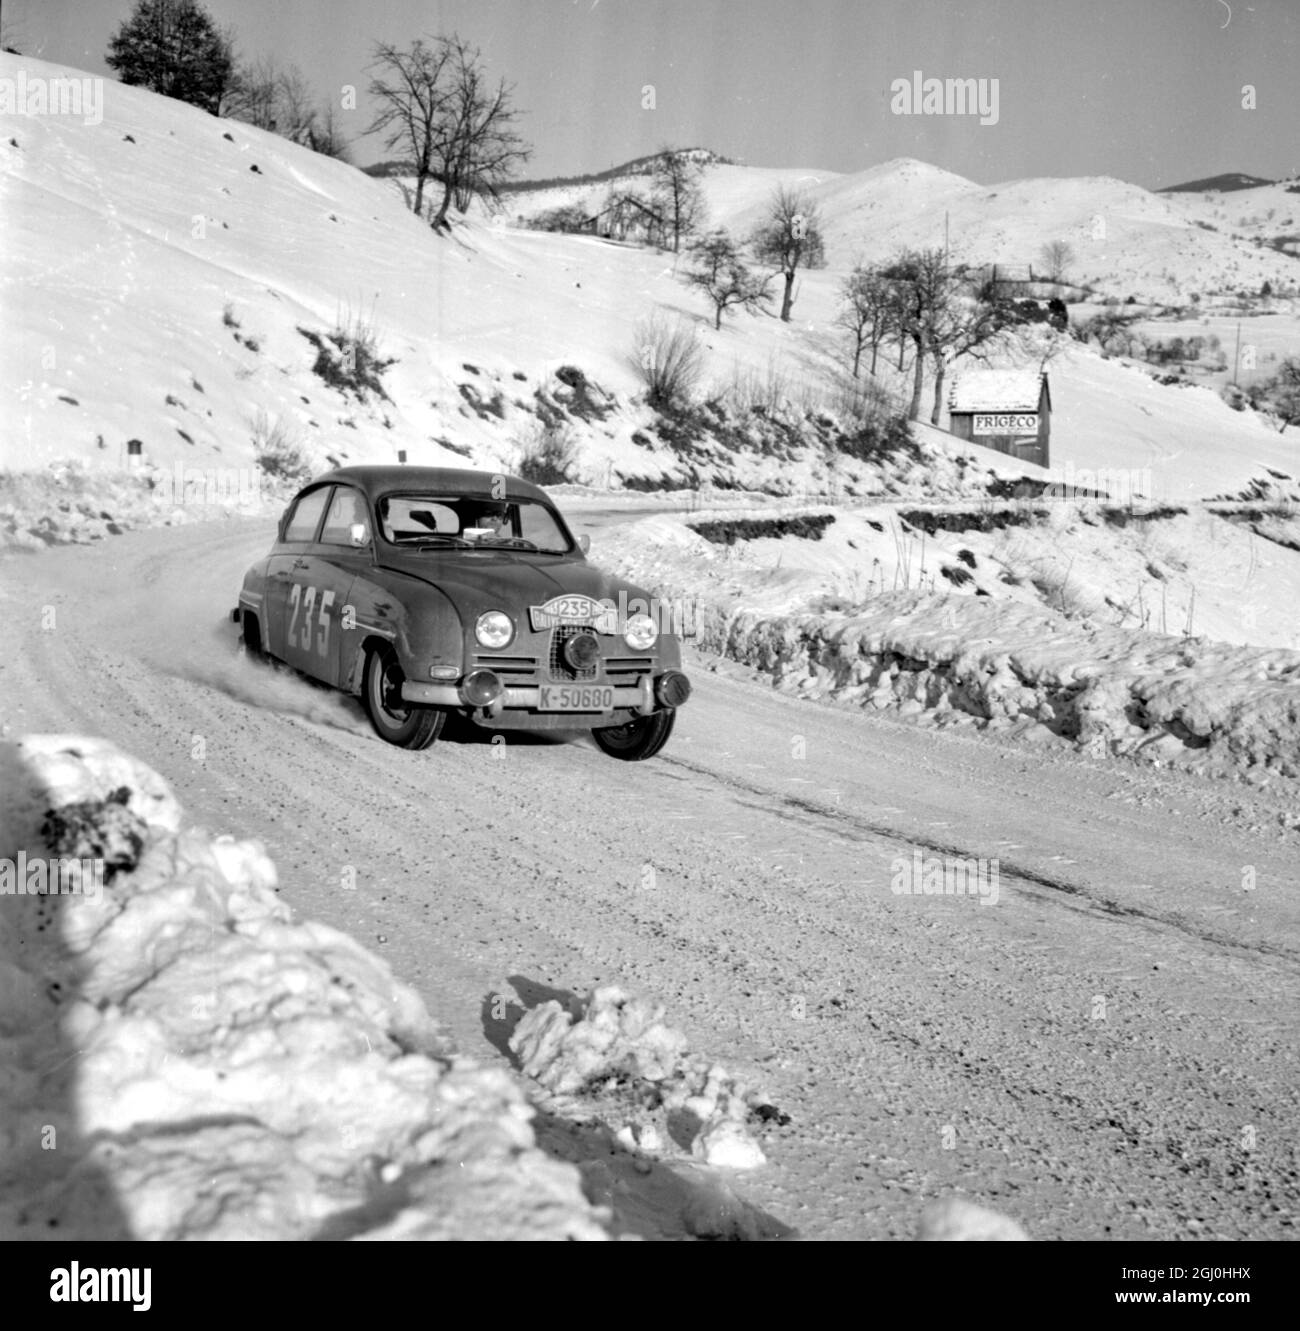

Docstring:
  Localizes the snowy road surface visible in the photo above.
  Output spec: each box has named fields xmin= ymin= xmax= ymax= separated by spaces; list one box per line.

xmin=1 ymin=516 xmax=1296 ymax=1240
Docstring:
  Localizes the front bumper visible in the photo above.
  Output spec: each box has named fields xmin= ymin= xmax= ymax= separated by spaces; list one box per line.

xmin=401 ymin=670 xmax=691 ymax=718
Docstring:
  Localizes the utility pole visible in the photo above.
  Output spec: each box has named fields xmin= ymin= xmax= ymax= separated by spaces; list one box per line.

xmin=1233 ymin=321 xmax=1242 ymax=386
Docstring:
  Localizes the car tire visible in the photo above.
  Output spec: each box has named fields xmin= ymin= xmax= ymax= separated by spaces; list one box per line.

xmin=239 ymin=611 xmax=267 ymax=662
xmin=363 ymin=647 xmax=445 ymax=750
xmin=591 ymin=709 xmax=676 ymax=761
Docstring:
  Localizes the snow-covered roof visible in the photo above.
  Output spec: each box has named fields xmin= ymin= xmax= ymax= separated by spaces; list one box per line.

xmin=949 ymin=369 xmax=1048 ymax=413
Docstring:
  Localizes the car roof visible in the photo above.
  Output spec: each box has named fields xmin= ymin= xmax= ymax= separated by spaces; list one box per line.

xmin=305 ymin=466 xmax=554 ymax=505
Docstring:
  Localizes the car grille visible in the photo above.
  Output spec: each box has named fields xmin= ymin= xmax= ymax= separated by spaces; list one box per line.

xmin=472 ymin=654 xmax=539 ymax=683
xmin=602 ymin=656 xmax=653 ymax=677
xmin=472 ymin=648 xmax=653 ymax=687
xmin=548 ymin=625 xmax=598 ymax=681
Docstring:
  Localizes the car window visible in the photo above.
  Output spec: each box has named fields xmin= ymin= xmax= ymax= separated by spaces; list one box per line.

xmin=319 ymin=486 xmax=368 ymax=545
xmin=518 ymin=502 xmax=570 ymax=552
xmin=284 ymin=487 xmax=331 ymax=542
xmin=381 ymin=498 xmax=461 ymax=541
xmin=378 ymin=494 xmax=572 ymax=553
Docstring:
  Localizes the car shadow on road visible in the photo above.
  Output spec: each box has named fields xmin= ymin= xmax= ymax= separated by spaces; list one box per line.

xmin=479 ymin=976 xmax=796 ymax=1241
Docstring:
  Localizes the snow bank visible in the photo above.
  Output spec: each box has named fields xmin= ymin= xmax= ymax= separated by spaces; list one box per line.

xmin=0 ymin=459 xmax=285 ymax=554
xmin=605 ymin=521 xmax=1300 ymax=781
xmin=0 ymin=735 xmax=608 ymax=1240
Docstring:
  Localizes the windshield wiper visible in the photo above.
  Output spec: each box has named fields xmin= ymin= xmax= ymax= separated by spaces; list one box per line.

xmin=470 ymin=537 xmax=540 ymax=551
xmin=390 ymin=534 xmax=471 ymax=549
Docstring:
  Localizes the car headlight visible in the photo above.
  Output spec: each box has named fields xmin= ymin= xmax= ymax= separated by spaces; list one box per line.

xmin=624 ymin=612 xmax=658 ymax=650
xmin=475 ymin=610 xmax=514 ymax=649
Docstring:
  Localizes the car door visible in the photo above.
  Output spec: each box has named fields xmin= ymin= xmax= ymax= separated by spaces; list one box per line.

xmin=292 ymin=484 xmax=372 ymax=687
xmin=265 ymin=485 xmax=332 ymax=662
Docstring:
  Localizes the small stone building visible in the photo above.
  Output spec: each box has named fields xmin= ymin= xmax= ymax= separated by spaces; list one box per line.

xmin=948 ymin=369 xmax=1051 ymax=468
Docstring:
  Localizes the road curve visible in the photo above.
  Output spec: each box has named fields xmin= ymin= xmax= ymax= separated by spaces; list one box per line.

xmin=1 ymin=515 xmax=1296 ymax=1240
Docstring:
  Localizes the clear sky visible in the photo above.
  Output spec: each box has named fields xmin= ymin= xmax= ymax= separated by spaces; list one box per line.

xmin=8 ymin=0 xmax=1299 ymax=188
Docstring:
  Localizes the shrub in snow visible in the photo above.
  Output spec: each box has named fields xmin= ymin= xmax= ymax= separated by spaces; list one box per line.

xmin=514 ymin=418 xmax=577 ymax=485
xmin=250 ymin=410 xmax=313 ymax=486
xmin=297 ymin=303 xmax=396 ymax=402
xmin=0 ymin=735 xmax=608 ymax=1240
xmin=630 ymin=313 xmax=703 ymax=410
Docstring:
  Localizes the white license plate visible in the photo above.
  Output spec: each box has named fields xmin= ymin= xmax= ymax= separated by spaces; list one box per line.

xmin=538 ymin=684 xmax=615 ymax=712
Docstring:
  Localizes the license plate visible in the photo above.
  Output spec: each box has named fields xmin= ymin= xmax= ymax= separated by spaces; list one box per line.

xmin=538 ymin=684 xmax=615 ymax=712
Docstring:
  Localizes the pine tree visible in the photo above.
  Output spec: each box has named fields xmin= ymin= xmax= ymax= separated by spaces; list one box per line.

xmin=105 ymin=0 xmax=234 ymax=115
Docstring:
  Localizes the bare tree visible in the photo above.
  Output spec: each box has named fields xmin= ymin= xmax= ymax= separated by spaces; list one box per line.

xmin=1040 ymin=239 xmax=1075 ymax=283
xmin=222 ymin=53 xmax=280 ymax=127
xmin=308 ymin=102 xmax=351 ymax=162
xmin=837 ymin=265 xmax=896 ymax=378
xmin=273 ymin=64 xmax=319 ymax=145
xmin=223 ymin=56 xmax=350 ymax=159
xmin=682 ymin=229 xmax=772 ymax=329
xmin=650 ymin=148 xmax=707 ymax=252
xmin=431 ymin=35 xmax=531 ymax=227
xmin=366 ymin=38 xmax=455 ymax=220
xmin=883 ymin=248 xmax=1011 ymax=423
xmin=749 ymin=186 xmax=826 ymax=322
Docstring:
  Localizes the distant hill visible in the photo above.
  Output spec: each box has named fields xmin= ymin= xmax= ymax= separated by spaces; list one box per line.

xmin=1158 ymin=172 xmax=1276 ymax=194
xmin=363 ymin=147 xmax=738 ymax=192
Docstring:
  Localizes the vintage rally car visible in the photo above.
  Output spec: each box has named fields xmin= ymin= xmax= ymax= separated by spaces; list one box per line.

xmin=232 ymin=466 xmax=691 ymax=759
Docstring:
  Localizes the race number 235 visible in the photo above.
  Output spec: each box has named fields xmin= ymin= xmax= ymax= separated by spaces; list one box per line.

xmin=287 ymin=584 xmax=336 ymax=656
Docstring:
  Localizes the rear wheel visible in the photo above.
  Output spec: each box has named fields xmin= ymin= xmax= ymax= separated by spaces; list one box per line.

xmin=239 ymin=611 xmax=267 ymax=662
xmin=363 ymin=647 xmax=445 ymax=750
xmin=591 ymin=709 xmax=676 ymax=761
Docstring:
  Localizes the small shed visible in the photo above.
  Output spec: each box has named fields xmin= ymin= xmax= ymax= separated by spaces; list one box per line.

xmin=948 ymin=369 xmax=1051 ymax=468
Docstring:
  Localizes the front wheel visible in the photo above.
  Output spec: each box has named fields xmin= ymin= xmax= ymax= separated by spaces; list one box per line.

xmin=363 ymin=647 xmax=445 ymax=750
xmin=591 ymin=709 xmax=676 ymax=761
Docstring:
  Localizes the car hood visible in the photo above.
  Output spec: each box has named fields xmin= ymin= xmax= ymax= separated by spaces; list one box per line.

xmin=376 ymin=549 xmax=655 ymax=613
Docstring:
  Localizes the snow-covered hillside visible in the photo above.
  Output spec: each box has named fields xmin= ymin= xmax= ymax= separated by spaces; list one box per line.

xmin=5 ymin=52 xmax=1296 ymax=509
xmin=505 ymin=154 xmax=1300 ymax=302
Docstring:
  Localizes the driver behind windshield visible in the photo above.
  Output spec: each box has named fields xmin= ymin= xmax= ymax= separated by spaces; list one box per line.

xmin=465 ymin=501 xmax=512 ymax=539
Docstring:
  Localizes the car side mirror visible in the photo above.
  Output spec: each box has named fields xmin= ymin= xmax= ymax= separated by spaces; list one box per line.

xmin=578 ymin=534 xmax=591 ymax=555
xmin=349 ymin=523 xmax=371 ymax=547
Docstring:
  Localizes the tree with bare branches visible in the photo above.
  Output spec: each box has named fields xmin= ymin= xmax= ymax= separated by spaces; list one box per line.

xmin=883 ymin=248 xmax=1011 ymax=423
xmin=367 ymin=35 xmax=530 ymax=229
xmin=650 ymin=148 xmax=707 ymax=252
xmin=749 ymin=186 xmax=826 ymax=322
xmin=837 ymin=265 xmax=896 ymax=378
xmin=1039 ymin=239 xmax=1075 ymax=283
xmin=682 ymin=229 xmax=772 ymax=329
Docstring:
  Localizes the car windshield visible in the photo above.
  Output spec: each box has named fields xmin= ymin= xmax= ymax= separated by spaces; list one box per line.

xmin=378 ymin=494 xmax=573 ymax=554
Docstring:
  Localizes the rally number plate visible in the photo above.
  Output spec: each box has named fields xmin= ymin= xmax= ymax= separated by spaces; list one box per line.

xmin=538 ymin=684 xmax=615 ymax=712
